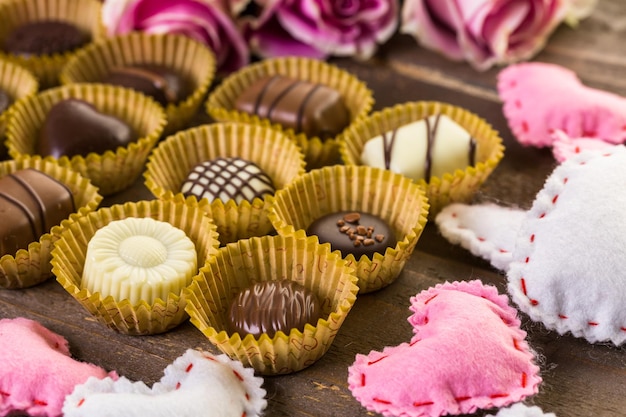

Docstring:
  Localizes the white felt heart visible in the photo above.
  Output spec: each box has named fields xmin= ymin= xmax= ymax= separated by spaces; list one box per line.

xmin=348 ymin=281 xmax=541 ymax=417
xmin=436 ymin=147 xmax=626 ymax=346
xmin=486 ymin=403 xmax=556 ymax=417
xmin=436 ymin=202 xmax=526 ymax=271
xmin=507 ymin=147 xmax=626 ymax=345
xmin=62 ymin=349 xmax=267 ymax=417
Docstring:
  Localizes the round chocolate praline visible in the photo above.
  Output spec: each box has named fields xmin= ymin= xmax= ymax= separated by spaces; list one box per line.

xmin=227 ymin=280 xmax=322 ymax=338
xmin=306 ymin=211 xmax=397 ymax=259
xmin=3 ymin=20 xmax=90 ymax=57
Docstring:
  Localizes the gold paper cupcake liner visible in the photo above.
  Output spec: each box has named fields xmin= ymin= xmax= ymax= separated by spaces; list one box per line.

xmin=52 ymin=197 xmax=220 ymax=335
xmin=60 ymin=32 xmax=216 ymax=135
xmin=206 ymin=56 xmax=374 ymax=170
xmin=267 ymin=165 xmax=429 ymax=293
xmin=0 ymin=0 xmax=105 ymax=88
xmin=0 ymin=156 xmax=101 ymax=289
xmin=5 ymin=83 xmax=167 ymax=196
xmin=0 ymin=58 xmax=39 ymax=159
xmin=144 ymin=122 xmax=306 ymax=244
xmin=338 ymin=101 xmax=505 ymax=217
xmin=184 ymin=234 xmax=359 ymax=375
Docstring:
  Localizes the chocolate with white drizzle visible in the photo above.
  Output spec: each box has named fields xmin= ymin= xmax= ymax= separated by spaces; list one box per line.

xmin=234 ymin=75 xmax=351 ymax=139
xmin=361 ymin=114 xmax=477 ymax=182
xmin=181 ymin=157 xmax=275 ymax=204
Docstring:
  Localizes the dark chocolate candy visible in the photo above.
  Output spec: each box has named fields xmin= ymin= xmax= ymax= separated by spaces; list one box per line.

xmin=38 ymin=99 xmax=136 ymax=158
xmin=234 ymin=75 xmax=351 ymax=139
xmin=227 ymin=280 xmax=322 ymax=338
xmin=0 ymin=168 xmax=75 ymax=254
xmin=3 ymin=20 xmax=90 ymax=57
xmin=101 ymin=65 xmax=189 ymax=107
xmin=181 ymin=157 xmax=275 ymax=204
xmin=0 ymin=88 xmax=11 ymax=115
xmin=306 ymin=211 xmax=397 ymax=259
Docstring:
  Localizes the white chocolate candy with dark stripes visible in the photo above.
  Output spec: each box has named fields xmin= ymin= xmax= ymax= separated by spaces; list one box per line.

xmin=234 ymin=75 xmax=350 ymax=139
xmin=360 ymin=114 xmax=476 ymax=182
xmin=181 ymin=157 xmax=275 ymax=204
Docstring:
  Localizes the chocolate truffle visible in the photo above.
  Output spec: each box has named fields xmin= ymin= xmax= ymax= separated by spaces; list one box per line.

xmin=360 ymin=114 xmax=477 ymax=182
xmin=0 ymin=168 xmax=75 ymax=255
xmin=81 ymin=217 xmax=197 ymax=305
xmin=181 ymin=157 xmax=275 ymax=204
xmin=3 ymin=20 xmax=90 ymax=57
xmin=227 ymin=280 xmax=322 ymax=338
xmin=102 ymin=65 xmax=189 ymax=107
xmin=306 ymin=211 xmax=397 ymax=259
xmin=234 ymin=75 xmax=350 ymax=139
xmin=38 ymin=99 xmax=136 ymax=158
xmin=0 ymin=88 xmax=11 ymax=115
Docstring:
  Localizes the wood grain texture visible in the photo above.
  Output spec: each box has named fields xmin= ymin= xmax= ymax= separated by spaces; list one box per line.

xmin=1 ymin=1 xmax=625 ymax=416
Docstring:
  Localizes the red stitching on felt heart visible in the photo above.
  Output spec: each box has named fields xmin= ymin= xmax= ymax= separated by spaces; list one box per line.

xmin=517 ymin=161 xmax=626 ymax=332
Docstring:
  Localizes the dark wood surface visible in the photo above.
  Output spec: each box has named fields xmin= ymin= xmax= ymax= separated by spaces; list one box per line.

xmin=2 ymin=1 xmax=626 ymax=416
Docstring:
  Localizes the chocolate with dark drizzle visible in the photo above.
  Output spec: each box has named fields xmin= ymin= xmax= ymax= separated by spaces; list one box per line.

xmin=380 ymin=114 xmax=478 ymax=181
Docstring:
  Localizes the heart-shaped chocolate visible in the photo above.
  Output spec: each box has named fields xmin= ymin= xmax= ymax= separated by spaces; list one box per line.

xmin=63 ymin=349 xmax=267 ymax=417
xmin=0 ymin=318 xmax=113 ymax=417
xmin=348 ymin=281 xmax=541 ymax=417
xmin=38 ymin=99 xmax=135 ymax=158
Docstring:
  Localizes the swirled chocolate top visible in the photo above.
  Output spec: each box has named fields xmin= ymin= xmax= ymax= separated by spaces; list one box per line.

xmin=227 ymin=280 xmax=322 ymax=338
xmin=3 ymin=20 xmax=90 ymax=57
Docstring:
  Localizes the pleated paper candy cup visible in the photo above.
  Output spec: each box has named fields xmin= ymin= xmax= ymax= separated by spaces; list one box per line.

xmin=0 ymin=0 xmax=104 ymax=88
xmin=0 ymin=156 xmax=101 ymax=289
xmin=206 ymin=56 xmax=373 ymax=170
xmin=52 ymin=198 xmax=220 ymax=335
xmin=184 ymin=234 xmax=359 ymax=375
xmin=267 ymin=165 xmax=429 ymax=293
xmin=0 ymin=58 xmax=39 ymax=160
xmin=144 ymin=122 xmax=306 ymax=244
xmin=5 ymin=83 xmax=166 ymax=196
xmin=60 ymin=32 xmax=216 ymax=135
xmin=339 ymin=101 xmax=504 ymax=217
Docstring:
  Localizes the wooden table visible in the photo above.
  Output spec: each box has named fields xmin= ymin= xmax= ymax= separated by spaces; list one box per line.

xmin=2 ymin=2 xmax=625 ymax=416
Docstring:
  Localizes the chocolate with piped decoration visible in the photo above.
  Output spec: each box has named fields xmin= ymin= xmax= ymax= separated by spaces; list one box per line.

xmin=181 ymin=157 xmax=275 ymax=204
xmin=306 ymin=211 xmax=397 ymax=259
xmin=101 ymin=65 xmax=190 ymax=107
xmin=0 ymin=168 xmax=75 ymax=254
xmin=227 ymin=280 xmax=322 ymax=338
xmin=37 ymin=99 xmax=136 ymax=158
xmin=360 ymin=114 xmax=477 ymax=182
xmin=234 ymin=75 xmax=351 ymax=139
xmin=3 ymin=20 xmax=90 ymax=57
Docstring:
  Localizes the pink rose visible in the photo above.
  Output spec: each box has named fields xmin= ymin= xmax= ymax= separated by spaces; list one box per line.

xmin=246 ymin=0 xmax=399 ymax=60
xmin=401 ymin=0 xmax=569 ymax=71
xmin=102 ymin=0 xmax=249 ymax=73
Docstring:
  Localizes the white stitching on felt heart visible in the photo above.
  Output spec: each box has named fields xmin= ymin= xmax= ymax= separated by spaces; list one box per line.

xmin=62 ymin=349 xmax=267 ymax=417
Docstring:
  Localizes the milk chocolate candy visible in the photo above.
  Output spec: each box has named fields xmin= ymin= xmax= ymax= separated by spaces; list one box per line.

xmin=227 ymin=280 xmax=322 ymax=338
xmin=3 ymin=20 xmax=90 ymax=57
xmin=306 ymin=211 xmax=397 ymax=259
xmin=102 ymin=65 xmax=189 ymax=107
xmin=234 ymin=75 xmax=351 ymax=139
xmin=38 ymin=99 xmax=136 ymax=158
xmin=181 ymin=157 xmax=275 ymax=204
xmin=0 ymin=88 xmax=11 ymax=115
xmin=0 ymin=168 xmax=75 ymax=254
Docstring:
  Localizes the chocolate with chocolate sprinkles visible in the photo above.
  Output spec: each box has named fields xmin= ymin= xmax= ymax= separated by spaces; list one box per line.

xmin=306 ymin=210 xmax=396 ymax=259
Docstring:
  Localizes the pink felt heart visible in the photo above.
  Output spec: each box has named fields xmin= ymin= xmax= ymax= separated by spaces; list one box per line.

xmin=550 ymin=130 xmax=617 ymax=162
xmin=62 ymin=348 xmax=267 ymax=417
xmin=348 ymin=280 xmax=541 ymax=417
xmin=0 ymin=317 xmax=114 ymax=417
xmin=498 ymin=62 xmax=626 ymax=148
